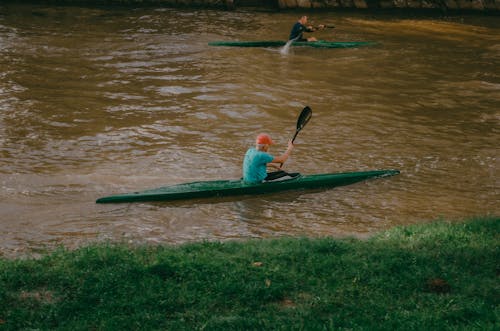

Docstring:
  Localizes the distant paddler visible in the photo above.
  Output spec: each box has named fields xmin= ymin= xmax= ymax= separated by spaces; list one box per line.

xmin=289 ymin=15 xmax=325 ymax=42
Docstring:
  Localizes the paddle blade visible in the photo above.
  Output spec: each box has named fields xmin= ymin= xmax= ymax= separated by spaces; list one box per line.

xmin=296 ymin=106 xmax=312 ymax=131
xmin=292 ymin=106 xmax=312 ymax=142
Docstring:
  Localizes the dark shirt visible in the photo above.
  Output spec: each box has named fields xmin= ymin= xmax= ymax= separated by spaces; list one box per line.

xmin=289 ymin=22 xmax=309 ymax=41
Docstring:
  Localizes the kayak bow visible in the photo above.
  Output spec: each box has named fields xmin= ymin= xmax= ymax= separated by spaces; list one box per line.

xmin=96 ymin=169 xmax=399 ymax=204
xmin=208 ymin=40 xmax=375 ymax=48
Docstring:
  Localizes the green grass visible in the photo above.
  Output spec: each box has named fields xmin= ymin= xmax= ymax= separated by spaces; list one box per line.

xmin=0 ymin=217 xmax=498 ymax=330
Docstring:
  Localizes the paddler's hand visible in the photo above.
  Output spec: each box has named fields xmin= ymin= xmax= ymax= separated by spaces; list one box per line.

xmin=287 ymin=140 xmax=294 ymax=151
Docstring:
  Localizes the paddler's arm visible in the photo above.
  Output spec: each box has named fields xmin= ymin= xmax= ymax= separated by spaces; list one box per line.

xmin=267 ymin=164 xmax=281 ymax=171
xmin=268 ymin=140 xmax=294 ymax=168
xmin=306 ymin=24 xmax=325 ymax=32
xmin=305 ymin=25 xmax=314 ymax=32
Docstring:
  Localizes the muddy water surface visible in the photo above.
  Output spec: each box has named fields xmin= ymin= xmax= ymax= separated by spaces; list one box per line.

xmin=0 ymin=5 xmax=498 ymax=257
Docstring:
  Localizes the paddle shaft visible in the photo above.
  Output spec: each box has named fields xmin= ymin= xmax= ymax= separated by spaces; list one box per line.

xmin=291 ymin=130 xmax=301 ymax=143
xmin=311 ymin=24 xmax=335 ymax=30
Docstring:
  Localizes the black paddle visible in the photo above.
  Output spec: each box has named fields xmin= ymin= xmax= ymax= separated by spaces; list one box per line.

xmin=291 ymin=106 xmax=312 ymax=143
xmin=279 ymin=106 xmax=312 ymax=169
xmin=312 ymin=24 xmax=336 ymax=30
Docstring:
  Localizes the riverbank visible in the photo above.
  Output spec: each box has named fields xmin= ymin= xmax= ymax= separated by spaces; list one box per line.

xmin=0 ymin=216 xmax=498 ymax=330
xmin=2 ymin=0 xmax=500 ymax=13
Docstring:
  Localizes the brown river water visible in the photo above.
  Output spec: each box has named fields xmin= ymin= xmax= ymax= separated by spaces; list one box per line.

xmin=0 ymin=5 xmax=498 ymax=257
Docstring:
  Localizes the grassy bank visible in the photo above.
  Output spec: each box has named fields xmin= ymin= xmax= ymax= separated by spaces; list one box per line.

xmin=0 ymin=217 xmax=498 ymax=330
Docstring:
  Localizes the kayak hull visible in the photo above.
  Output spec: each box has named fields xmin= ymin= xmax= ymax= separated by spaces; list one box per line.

xmin=208 ymin=40 xmax=375 ymax=48
xmin=96 ymin=169 xmax=399 ymax=204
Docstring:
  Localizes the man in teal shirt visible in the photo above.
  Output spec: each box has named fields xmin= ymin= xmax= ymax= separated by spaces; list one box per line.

xmin=243 ymin=133 xmax=294 ymax=184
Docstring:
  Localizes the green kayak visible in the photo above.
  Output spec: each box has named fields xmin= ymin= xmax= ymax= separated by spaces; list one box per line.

xmin=208 ymin=40 xmax=375 ymax=48
xmin=96 ymin=169 xmax=399 ymax=204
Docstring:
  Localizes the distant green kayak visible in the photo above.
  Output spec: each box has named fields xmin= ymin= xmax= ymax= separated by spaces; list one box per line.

xmin=96 ymin=169 xmax=399 ymax=204
xmin=208 ymin=40 xmax=375 ymax=48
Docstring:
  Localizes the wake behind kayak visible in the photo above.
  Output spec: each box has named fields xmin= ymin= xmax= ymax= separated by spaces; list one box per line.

xmin=96 ymin=169 xmax=399 ymax=204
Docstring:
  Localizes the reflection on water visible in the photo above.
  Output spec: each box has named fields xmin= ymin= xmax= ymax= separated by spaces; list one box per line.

xmin=0 ymin=5 xmax=499 ymax=257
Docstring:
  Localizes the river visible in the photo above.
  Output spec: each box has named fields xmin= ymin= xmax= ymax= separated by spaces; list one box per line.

xmin=0 ymin=4 xmax=498 ymax=257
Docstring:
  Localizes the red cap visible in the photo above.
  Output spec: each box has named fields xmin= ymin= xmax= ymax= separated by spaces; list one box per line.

xmin=256 ymin=133 xmax=274 ymax=145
